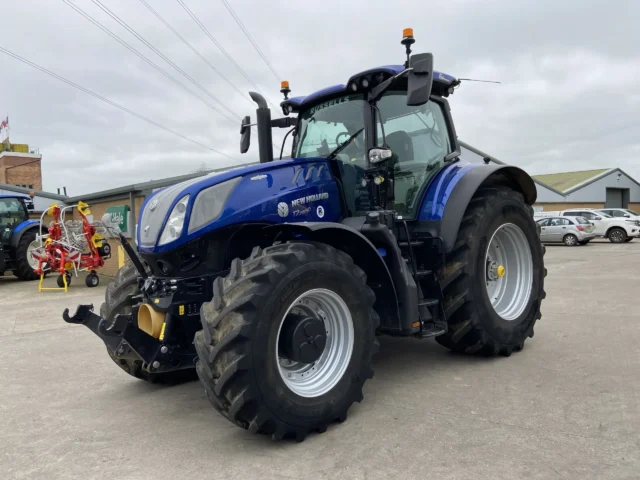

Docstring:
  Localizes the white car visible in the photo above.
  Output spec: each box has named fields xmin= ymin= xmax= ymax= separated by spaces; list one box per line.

xmin=599 ymin=208 xmax=640 ymax=221
xmin=535 ymin=208 xmax=640 ymax=243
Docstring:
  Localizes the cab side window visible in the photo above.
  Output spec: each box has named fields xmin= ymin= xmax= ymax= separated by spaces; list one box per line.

xmin=376 ymin=93 xmax=452 ymax=218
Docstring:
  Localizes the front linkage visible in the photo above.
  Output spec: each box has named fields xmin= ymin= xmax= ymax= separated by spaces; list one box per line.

xmin=62 ymin=302 xmax=197 ymax=375
xmin=62 ymin=219 xmax=202 ymax=377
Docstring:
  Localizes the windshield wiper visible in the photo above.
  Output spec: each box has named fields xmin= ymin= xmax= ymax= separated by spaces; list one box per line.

xmin=326 ymin=128 xmax=364 ymax=160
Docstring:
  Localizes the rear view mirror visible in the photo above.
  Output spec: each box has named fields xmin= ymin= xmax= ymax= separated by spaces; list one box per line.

xmin=240 ymin=116 xmax=251 ymax=154
xmin=595 ymin=216 xmax=602 ymax=220
xmin=623 ymin=213 xmax=630 ymax=218
xmin=406 ymin=53 xmax=433 ymax=106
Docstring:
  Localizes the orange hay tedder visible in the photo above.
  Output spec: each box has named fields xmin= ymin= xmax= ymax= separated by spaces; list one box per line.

xmin=30 ymin=202 xmax=112 ymax=292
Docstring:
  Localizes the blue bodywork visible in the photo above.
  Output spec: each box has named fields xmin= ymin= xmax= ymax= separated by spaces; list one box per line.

xmin=136 ymin=64 xmax=469 ymax=256
xmin=137 ymin=158 xmax=342 ymax=254
xmin=419 ymin=162 xmax=478 ymax=220
xmin=13 ymin=219 xmax=39 ymax=234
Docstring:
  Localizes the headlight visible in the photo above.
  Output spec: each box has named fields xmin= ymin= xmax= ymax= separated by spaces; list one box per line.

xmin=158 ymin=195 xmax=189 ymax=246
xmin=188 ymin=177 xmax=241 ymax=233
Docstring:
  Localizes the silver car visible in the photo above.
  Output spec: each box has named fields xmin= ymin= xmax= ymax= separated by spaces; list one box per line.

xmin=536 ymin=216 xmax=596 ymax=246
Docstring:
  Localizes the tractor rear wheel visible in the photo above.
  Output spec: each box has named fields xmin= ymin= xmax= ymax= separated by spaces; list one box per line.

xmin=195 ymin=242 xmax=379 ymax=441
xmin=14 ymin=229 xmax=40 ymax=281
xmin=436 ymin=187 xmax=546 ymax=356
xmin=100 ymin=263 xmax=196 ymax=384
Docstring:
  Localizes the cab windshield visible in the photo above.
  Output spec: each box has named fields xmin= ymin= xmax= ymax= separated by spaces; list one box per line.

xmin=294 ymin=94 xmax=367 ymax=166
xmin=0 ymin=198 xmax=28 ymax=229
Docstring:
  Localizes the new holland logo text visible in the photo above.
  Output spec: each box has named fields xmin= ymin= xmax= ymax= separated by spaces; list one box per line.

xmin=291 ymin=192 xmax=328 ymax=207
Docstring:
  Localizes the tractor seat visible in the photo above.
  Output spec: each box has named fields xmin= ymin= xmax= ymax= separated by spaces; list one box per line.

xmin=385 ymin=131 xmax=414 ymax=164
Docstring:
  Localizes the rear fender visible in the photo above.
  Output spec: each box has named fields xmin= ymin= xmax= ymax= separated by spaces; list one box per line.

xmin=10 ymin=220 xmax=44 ymax=249
xmin=268 ymin=222 xmax=401 ymax=331
xmin=419 ymin=163 xmax=537 ymax=253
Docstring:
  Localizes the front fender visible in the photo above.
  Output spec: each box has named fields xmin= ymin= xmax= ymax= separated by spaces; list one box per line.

xmin=272 ymin=222 xmax=401 ymax=331
xmin=419 ymin=163 xmax=537 ymax=252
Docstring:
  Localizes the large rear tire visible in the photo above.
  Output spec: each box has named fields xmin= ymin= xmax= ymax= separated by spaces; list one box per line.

xmin=100 ymin=263 xmax=197 ymax=384
xmin=195 ymin=242 xmax=379 ymax=441
xmin=436 ymin=187 xmax=546 ymax=356
xmin=14 ymin=229 xmax=40 ymax=281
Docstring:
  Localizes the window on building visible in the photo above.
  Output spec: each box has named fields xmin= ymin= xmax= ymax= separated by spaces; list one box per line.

xmin=28 ymin=185 xmax=33 ymax=189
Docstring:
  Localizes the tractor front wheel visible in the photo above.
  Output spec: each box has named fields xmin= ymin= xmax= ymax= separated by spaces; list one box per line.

xmin=436 ymin=187 xmax=546 ymax=356
xmin=195 ymin=242 xmax=379 ymax=441
xmin=14 ymin=229 xmax=40 ymax=281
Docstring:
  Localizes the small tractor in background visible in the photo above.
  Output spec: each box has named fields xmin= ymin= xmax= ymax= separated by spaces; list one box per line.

xmin=65 ymin=30 xmax=546 ymax=441
xmin=0 ymin=193 xmax=42 ymax=281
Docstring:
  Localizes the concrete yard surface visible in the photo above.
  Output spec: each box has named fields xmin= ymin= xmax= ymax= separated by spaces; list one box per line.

xmin=1 ymin=241 xmax=639 ymax=479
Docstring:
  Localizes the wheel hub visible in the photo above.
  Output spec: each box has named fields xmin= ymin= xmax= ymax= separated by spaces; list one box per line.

xmin=279 ymin=313 xmax=327 ymax=364
xmin=276 ymin=288 xmax=354 ymax=398
xmin=486 ymin=261 xmax=505 ymax=281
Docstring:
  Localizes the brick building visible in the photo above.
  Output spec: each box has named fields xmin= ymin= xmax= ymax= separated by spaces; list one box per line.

xmin=0 ymin=142 xmax=42 ymax=191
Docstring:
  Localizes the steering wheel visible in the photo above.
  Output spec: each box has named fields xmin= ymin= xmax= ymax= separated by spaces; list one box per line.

xmin=335 ymin=132 xmax=350 ymax=146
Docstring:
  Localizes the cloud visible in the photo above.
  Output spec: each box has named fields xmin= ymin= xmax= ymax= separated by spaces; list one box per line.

xmin=1 ymin=0 xmax=638 ymax=195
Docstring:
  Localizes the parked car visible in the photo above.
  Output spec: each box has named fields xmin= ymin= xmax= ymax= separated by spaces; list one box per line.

xmin=536 ymin=209 xmax=640 ymax=243
xmin=599 ymin=208 xmax=640 ymax=221
xmin=535 ymin=216 xmax=596 ymax=246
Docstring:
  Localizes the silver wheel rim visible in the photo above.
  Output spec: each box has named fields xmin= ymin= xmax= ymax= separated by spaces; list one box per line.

xmin=565 ymin=235 xmax=576 ymax=246
xmin=276 ymin=288 xmax=354 ymax=398
xmin=484 ymin=223 xmax=533 ymax=321
xmin=610 ymin=230 xmax=624 ymax=242
xmin=27 ymin=239 xmax=41 ymax=270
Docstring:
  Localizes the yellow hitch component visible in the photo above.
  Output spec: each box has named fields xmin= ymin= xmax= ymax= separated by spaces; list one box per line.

xmin=497 ymin=265 xmax=506 ymax=278
xmin=138 ymin=303 xmax=167 ymax=339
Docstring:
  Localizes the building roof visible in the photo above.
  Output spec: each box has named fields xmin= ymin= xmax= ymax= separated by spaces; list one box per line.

xmin=532 ymin=169 xmax=611 ymax=193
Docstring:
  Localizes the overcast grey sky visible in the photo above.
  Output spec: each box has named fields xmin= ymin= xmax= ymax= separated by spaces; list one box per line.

xmin=1 ymin=0 xmax=639 ymax=195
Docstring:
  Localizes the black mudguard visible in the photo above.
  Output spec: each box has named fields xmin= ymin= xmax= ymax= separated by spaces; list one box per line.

xmin=438 ymin=165 xmax=536 ymax=253
xmin=272 ymin=222 xmax=403 ymax=333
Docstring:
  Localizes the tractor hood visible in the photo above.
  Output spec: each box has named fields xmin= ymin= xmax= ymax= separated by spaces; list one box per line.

xmin=137 ymin=157 xmax=341 ymax=254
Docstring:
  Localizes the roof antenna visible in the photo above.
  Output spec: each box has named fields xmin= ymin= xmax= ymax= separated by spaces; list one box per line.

xmin=401 ymin=28 xmax=415 ymax=68
xmin=458 ymin=78 xmax=502 ymax=84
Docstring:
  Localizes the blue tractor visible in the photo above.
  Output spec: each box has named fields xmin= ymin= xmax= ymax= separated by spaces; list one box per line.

xmin=0 ymin=193 xmax=41 ymax=281
xmin=65 ymin=30 xmax=546 ymax=441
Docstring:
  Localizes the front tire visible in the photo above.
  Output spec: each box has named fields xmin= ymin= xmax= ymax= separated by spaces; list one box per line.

xmin=436 ymin=187 xmax=546 ymax=356
xmin=14 ymin=229 xmax=40 ymax=281
xmin=100 ymin=263 xmax=196 ymax=384
xmin=195 ymin=242 xmax=379 ymax=441
xmin=608 ymin=228 xmax=627 ymax=243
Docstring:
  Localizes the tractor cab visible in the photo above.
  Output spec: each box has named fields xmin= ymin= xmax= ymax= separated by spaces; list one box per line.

xmin=0 ymin=195 xmax=31 ymax=246
xmin=241 ymin=29 xmax=460 ymax=223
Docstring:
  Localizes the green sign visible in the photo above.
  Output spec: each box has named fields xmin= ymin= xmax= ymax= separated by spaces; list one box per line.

xmin=106 ymin=205 xmax=129 ymax=232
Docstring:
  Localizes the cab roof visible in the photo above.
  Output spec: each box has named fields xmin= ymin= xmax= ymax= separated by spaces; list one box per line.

xmin=281 ymin=65 xmax=458 ymax=113
xmin=0 ymin=194 xmax=30 ymax=200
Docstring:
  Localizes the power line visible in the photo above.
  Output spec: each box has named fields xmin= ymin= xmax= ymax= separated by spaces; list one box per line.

xmin=134 ymin=0 xmax=281 ymax=150
xmin=91 ymin=0 xmax=239 ymax=121
xmin=61 ymin=0 xmax=237 ymax=125
xmin=176 ymin=0 xmax=278 ymax=108
xmin=138 ymin=0 xmax=254 ymax=107
xmin=0 ymin=46 xmax=238 ymax=161
xmin=219 ymin=0 xmax=281 ymax=83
